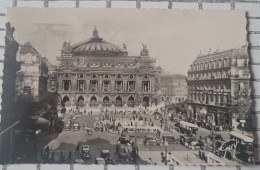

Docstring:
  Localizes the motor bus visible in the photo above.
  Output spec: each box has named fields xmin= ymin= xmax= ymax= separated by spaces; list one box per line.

xmin=229 ymin=131 xmax=254 ymax=163
xmin=122 ymin=125 xmax=160 ymax=138
xmin=177 ymin=121 xmax=198 ymax=136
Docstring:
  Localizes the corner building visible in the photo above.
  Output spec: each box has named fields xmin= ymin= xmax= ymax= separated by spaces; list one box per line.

xmin=187 ymin=47 xmax=250 ymax=128
xmin=49 ymin=28 xmax=161 ymax=109
xmin=159 ymin=74 xmax=188 ymax=104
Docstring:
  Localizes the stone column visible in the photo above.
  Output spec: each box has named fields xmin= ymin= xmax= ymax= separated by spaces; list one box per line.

xmin=86 ymin=76 xmax=89 ymax=91
xmin=111 ymin=76 xmax=115 ymax=92
xmin=123 ymin=79 xmax=127 ymax=91
xmin=59 ymin=75 xmax=62 ymax=91
xmin=151 ymin=77 xmax=154 ymax=92
xmin=99 ymin=76 xmax=102 ymax=92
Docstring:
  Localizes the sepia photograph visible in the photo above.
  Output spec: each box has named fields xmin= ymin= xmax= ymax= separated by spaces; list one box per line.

xmin=0 ymin=7 xmax=253 ymax=165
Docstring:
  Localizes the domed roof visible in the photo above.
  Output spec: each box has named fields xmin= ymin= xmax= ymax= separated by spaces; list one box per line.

xmin=69 ymin=27 xmax=128 ymax=57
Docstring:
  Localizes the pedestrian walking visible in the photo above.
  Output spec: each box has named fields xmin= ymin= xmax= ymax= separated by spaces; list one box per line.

xmin=51 ymin=151 xmax=55 ymax=163
xmin=68 ymin=151 xmax=72 ymax=163
xmin=75 ymin=144 xmax=80 ymax=155
xmin=59 ymin=150 xmax=64 ymax=163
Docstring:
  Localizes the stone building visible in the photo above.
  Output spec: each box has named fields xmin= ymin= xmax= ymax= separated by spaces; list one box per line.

xmin=160 ymin=74 xmax=188 ymax=104
xmin=49 ymin=28 xmax=161 ymax=110
xmin=16 ymin=42 xmax=48 ymax=102
xmin=187 ymin=47 xmax=251 ymax=129
xmin=0 ymin=23 xmax=20 ymax=163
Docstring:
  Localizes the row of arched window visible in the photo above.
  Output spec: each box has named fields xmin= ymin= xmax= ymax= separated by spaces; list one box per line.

xmin=190 ymin=58 xmax=230 ymax=72
xmin=64 ymin=74 xmax=140 ymax=79
xmin=189 ymin=83 xmax=231 ymax=91
xmin=188 ymin=70 xmax=230 ymax=80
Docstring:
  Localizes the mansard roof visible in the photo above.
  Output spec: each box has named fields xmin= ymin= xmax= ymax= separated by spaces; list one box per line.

xmin=64 ymin=27 xmax=128 ymax=57
xmin=192 ymin=47 xmax=248 ymax=64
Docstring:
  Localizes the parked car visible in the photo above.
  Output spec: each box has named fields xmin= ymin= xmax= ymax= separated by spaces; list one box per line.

xmin=160 ymin=118 xmax=166 ymax=123
xmin=64 ymin=124 xmax=71 ymax=131
xmin=73 ymin=123 xmax=80 ymax=131
xmin=85 ymin=128 xmax=93 ymax=135
xmin=72 ymin=116 xmax=77 ymax=120
xmin=117 ymin=137 xmax=133 ymax=145
xmin=105 ymin=157 xmax=116 ymax=165
xmin=100 ymin=150 xmax=111 ymax=160
xmin=188 ymin=140 xmax=204 ymax=149
xmin=144 ymin=137 xmax=160 ymax=145
xmin=208 ymin=133 xmax=224 ymax=141
xmin=154 ymin=115 xmax=160 ymax=120
xmin=81 ymin=145 xmax=90 ymax=158
xmin=162 ymin=135 xmax=179 ymax=144
xmin=95 ymin=158 xmax=105 ymax=165
xmin=180 ymin=135 xmax=197 ymax=146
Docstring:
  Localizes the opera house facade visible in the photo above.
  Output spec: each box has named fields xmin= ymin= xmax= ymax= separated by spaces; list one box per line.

xmin=48 ymin=28 xmax=161 ymax=109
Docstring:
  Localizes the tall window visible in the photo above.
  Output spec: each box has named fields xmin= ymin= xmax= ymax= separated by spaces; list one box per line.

xmin=63 ymin=80 xmax=71 ymax=91
xmin=90 ymin=80 xmax=98 ymax=91
xmin=103 ymin=81 xmax=110 ymax=91
xmin=77 ymin=80 xmax=85 ymax=91
xmin=127 ymin=81 xmax=135 ymax=91
xmin=115 ymin=81 xmax=123 ymax=91
xmin=142 ymin=81 xmax=150 ymax=92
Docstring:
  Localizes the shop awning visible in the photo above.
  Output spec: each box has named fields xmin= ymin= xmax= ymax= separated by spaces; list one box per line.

xmin=230 ymin=131 xmax=253 ymax=143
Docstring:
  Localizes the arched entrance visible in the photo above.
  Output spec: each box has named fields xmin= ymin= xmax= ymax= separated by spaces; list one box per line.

xmin=90 ymin=96 xmax=98 ymax=107
xmin=62 ymin=96 xmax=70 ymax=107
xmin=128 ymin=96 xmax=134 ymax=107
xmin=103 ymin=96 xmax=110 ymax=107
xmin=143 ymin=96 xmax=149 ymax=107
xmin=115 ymin=96 xmax=122 ymax=107
xmin=78 ymin=96 xmax=84 ymax=108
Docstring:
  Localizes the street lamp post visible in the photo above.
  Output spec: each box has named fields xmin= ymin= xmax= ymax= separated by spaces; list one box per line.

xmin=164 ymin=141 xmax=168 ymax=165
xmin=135 ymin=122 xmax=138 ymax=155
xmin=212 ymin=122 xmax=216 ymax=154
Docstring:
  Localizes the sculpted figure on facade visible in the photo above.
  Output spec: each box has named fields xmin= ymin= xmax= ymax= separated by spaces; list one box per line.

xmin=61 ymin=41 xmax=72 ymax=54
xmin=140 ymin=43 xmax=149 ymax=56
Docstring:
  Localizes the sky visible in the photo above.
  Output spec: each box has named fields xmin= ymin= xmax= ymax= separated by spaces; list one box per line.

xmin=7 ymin=8 xmax=247 ymax=75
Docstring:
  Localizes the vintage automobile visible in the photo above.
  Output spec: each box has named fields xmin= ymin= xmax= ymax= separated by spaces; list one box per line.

xmin=154 ymin=115 xmax=160 ymax=120
xmin=188 ymin=140 xmax=204 ymax=149
xmin=73 ymin=123 xmax=80 ymax=131
xmin=100 ymin=150 xmax=111 ymax=160
xmin=95 ymin=158 xmax=105 ymax=165
xmin=161 ymin=135 xmax=179 ymax=145
xmin=208 ymin=133 xmax=224 ymax=141
xmin=105 ymin=157 xmax=116 ymax=165
xmin=117 ymin=137 xmax=133 ymax=145
xmin=84 ymin=127 xmax=93 ymax=135
xmin=64 ymin=124 xmax=71 ymax=131
xmin=143 ymin=137 xmax=160 ymax=145
xmin=160 ymin=118 xmax=166 ymax=123
xmin=81 ymin=145 xmax=90 ymax=158
xmin=180 ymin=135 xmax=197 ymax=146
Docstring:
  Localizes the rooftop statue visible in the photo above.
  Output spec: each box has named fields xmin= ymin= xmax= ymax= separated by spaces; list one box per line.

xmin=140 ymin=43 xmax=149 ymax=56
xmin=62 ymin=41 xmax=72 ymax=54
